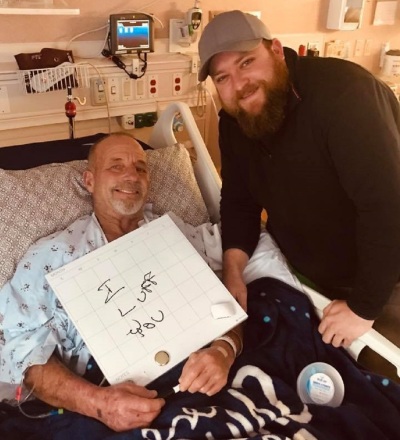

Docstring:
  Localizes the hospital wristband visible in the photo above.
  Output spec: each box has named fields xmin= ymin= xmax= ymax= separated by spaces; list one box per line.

xmin=214 ymin=335 xmax=238 ymax=358
xmin=228 ymin=329 xmax=243 ymax=356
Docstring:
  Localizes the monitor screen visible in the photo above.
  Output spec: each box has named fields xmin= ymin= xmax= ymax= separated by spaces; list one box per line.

xmin=109 ymin=14 xmax=154 ymax=55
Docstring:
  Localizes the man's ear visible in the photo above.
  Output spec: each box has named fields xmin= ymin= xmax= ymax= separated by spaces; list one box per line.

xmin=271 ymin=38 xmax=284 ymax=58
xmin=83 ymin=170 xmax=94 ymax=194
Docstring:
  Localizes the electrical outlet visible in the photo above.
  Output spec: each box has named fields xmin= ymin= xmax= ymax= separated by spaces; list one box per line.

xmin=148 ymin=75 xmax=158 ymax=98
xmin=173 ymin=73 xmax=183 ymax=96
xmin=90 ymin=77 xmax=106 ymax=105
xmin=364 ymin=39 xmax=372 ymax=56
xmin=354 ymin=39 xmax=364 ymax=57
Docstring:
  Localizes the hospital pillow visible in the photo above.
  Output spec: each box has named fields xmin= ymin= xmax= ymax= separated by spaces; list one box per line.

xmin=0 ymin=143 xmax=209 ymax=289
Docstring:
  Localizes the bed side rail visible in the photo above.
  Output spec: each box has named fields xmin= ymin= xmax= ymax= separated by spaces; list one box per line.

xmin=301 ymin=283 xmax=400 ymax=377
xmin=148 ymin=101 xmax=221 ymax=224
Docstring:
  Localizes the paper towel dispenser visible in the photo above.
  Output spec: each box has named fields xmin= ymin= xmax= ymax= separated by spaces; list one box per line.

xmin=327 ymin=0 xmax=365 ymax=30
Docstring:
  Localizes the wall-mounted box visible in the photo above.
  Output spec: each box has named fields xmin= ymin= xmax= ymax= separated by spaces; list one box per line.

xmin=326 ymin=0 xmax=365 ymax=30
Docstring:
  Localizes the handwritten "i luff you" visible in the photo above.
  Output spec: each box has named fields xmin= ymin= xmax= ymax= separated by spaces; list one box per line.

xmin=97 ymin=271 xmax=165 ymax=337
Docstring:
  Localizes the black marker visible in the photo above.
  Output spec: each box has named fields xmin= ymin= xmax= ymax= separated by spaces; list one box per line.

xmin=158 ymin=384 xmax=180 ymax=398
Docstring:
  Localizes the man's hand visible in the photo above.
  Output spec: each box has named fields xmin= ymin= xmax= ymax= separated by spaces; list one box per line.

xmin=318 ymin=299 xmax=374 ymax=348
xmin=223 ymin=248 xmax=249 ymax=310
xmin=93 ymin=382 xmax=165 ymax=432
xmin=178 ymin=345 xmax=234 ymax=396
xmin=24 ymin=354 xmax=164 ymax=433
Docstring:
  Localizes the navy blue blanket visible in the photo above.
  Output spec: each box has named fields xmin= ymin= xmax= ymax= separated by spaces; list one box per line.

xmin=2 ymin=277 xmax=400 ymax=439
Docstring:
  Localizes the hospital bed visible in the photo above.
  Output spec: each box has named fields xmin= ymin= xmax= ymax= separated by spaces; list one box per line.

xmin=1 ymin=101 xmax=400 ymax=439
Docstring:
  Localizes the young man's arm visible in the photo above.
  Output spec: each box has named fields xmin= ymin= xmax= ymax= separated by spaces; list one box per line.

xmin=24 ymin=354 xmax=165 ymax=432
xmin=223 ymin=248 xmax=250 ymax=311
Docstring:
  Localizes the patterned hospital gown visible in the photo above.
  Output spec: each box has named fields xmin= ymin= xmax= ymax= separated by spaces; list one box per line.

xmin=0 ymin=206 xmax=222 ymax=390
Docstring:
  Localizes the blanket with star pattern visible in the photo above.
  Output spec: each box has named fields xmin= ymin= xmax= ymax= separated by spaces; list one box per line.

xmin=1 ymin=277 xmax=399 ymax=440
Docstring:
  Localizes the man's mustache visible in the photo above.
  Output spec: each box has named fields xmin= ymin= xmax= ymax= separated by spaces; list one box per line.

xmin=236 ymin=83 xmax=259 ymax=101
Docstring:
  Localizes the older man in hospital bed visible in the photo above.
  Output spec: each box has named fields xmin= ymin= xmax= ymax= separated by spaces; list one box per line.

xmin=0 ymin=132 xmax=258 ymax=431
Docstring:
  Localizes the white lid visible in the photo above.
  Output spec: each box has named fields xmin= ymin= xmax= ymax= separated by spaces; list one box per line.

xmin=296 ymin=362 xmax=345 ymax=407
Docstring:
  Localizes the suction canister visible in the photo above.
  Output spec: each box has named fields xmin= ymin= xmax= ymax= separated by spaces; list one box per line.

xmin=382 ymin=49 xmax=400 ymax=77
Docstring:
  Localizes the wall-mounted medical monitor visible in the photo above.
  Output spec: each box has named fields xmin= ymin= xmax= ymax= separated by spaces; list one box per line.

xmin=109 ymin=13 xmax=154 ymax=55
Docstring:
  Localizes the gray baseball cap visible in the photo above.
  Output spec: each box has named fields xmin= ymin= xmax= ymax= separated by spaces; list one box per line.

xmin=198 ymin=10 xmax=272 ymax=82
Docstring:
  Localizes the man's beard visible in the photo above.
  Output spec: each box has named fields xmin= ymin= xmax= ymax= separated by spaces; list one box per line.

xmin=112 ymin=198 xmax=144 ymax=216
xmin=111 ymin=183 xmax=146 ymax=216
xmin=223 ymin=59 xmax=290 ymax=140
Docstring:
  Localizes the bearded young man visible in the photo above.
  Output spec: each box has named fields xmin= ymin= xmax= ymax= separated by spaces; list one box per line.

xmin=198 ymin=10 xmax=400 ymax=381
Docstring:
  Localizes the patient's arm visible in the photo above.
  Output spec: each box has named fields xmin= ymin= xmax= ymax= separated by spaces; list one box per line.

xmin=178 ymin=343 xmax=234 ymax=396
xmin=24 ymin=354 xmax=165 ymax=432
xmin=178 ymin=326 xmax=243 ymax=396
xmin=223 ymin=248 xmax=249 ymax=310
xmin=178 ymin=337 xmax=235 ymax=396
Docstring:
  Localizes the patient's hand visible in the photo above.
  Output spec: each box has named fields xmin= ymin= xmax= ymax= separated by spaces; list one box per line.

xmin=24 ymin=355 xmax=164 ymax=433
xmin=93 ymin=382 xmax=165 ymax=432
xmin=178 ymin=346 xmax=234 ymax=396
xmin=318 ymin=300 xmax=374 ymax=348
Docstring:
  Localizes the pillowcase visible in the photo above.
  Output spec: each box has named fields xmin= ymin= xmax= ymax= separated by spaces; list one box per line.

xmin=0 ymin=144 xmax=209 ymax=289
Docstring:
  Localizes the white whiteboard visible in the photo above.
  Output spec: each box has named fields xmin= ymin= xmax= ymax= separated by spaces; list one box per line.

xmin=46 ymin=214 xmax=247 ymax=385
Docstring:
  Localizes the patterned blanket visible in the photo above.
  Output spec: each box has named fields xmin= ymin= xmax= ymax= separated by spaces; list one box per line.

xmin=2 ymin=277 xmax=400 ymax=439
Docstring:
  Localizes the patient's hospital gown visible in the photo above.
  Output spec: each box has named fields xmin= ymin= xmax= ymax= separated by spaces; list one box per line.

xmin=0 ymin=205 xmax=297 ymax=397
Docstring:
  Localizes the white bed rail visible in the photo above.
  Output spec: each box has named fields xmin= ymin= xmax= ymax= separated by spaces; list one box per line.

xmin=301 ymin=283 xmax=400 ymax=377
xmin=148 ymin=101 xmax=222 ymax=224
